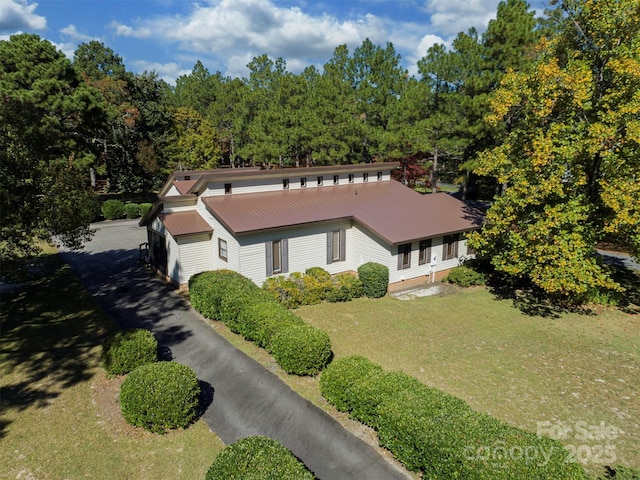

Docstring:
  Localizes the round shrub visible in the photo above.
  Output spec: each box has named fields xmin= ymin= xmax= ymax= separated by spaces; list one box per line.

xmin=205 ymin=436 xmax=315 ymax=480
xmin=139 ymin=202 xmax=153 ymax=217
xmin=270 ymin=324 xmax=332 ymax=375
xmin=119 ymin=361 xmax=200 ymax=433
xmin=102 ymin=328 xmax=157 ymax=376
xmin=357 ymin=262 xmax=389 ymax=298
xmin=444 ymin=265 xmax=485 ymax=287
xmin=124 ymin=202 xmax=141 ymax=219
xmin=101 ymin=199 xmax=126 ymax=220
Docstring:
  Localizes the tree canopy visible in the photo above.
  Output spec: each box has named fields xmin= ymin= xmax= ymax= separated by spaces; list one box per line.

xmin=1 ymin=34 xmax=103 ymax=260
xmin=468 ymin=0 xmax=640 ymax=303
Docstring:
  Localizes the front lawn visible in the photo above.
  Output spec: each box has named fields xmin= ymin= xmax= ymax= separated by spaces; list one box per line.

xmin=0 ymin=251 xmax=224 ymax=479
xmin=295 ymin=287 xmax=639 ymax=478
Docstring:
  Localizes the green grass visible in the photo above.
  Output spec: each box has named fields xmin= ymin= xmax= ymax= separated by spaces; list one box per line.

xmin=0 ymin=250 xmax=224 ymax=480
xmin=293 ymin=287 xmax=640 ymax=478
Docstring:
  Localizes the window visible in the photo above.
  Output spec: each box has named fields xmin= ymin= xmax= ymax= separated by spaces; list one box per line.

xmin=377 ymin=171 xmax=383 ymax=181
xmin=184 ymin=175 xmax=191 ymax=181
xmin=283 ymin=178 xmax=289 ymax=189
xmin=301 ymin=177 xmax=307 ymax=188
xmin=326 ymin=229 xmax=346 ymax=264
xmin=419 ymin=239 xmax=432 ymax=265
xmin=363 ymin=173 xmax=369 ymax=182
xmin=397 ymin=243 xmax=411 ymax=270
xmin=266 ymin=239 xmax=288 ymax=276
xmin=464 ymin=234 xmax=476 ymax=255
xmin=333 ymin=175 xmax=339 ymax=185
xmin=224 ymin=183 xmax=232 ymax=194
xmin=218 ymin=238 xmax=228 ymax=261
xmin=442 ymin=234 xmax=459 ymax=260
xmin=317 ymin=176 xmax=323 ymax=186
xmin=348 ymin=174 xmax=354 ymax=183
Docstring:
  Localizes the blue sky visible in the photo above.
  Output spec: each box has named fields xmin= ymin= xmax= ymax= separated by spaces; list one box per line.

xmin=1 ymin=0 xmax=549 ymax=83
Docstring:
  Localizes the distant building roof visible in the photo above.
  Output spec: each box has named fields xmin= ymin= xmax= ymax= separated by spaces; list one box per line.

xmin=202 ymin=180 xmax=482 ymax=245
xmin=159 ymin=211 xmax=213 ymax=237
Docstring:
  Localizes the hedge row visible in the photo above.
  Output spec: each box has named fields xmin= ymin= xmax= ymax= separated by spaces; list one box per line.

xmin=189 ymin=270 xmax=332 ymax=375
xmin=320 ymin=356 xmax=588 ymax=479
xmin=205 ymin=436 xmax=315 ymax=479
xmin=263 ymin=263 xmax=386 ymax=309
xmin=101 ymin=199 xmax=152 ymax=220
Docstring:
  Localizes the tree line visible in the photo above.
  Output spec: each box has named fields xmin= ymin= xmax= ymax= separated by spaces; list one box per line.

xmin=1 ymin=0 xmax=638 ymax=305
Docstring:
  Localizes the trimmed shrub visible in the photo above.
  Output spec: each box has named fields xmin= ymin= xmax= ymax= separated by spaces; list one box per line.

xmin=321 ymin=356 xmax=588 ymax=479
xmin=205 ymin=436 xmax=315 ymax=480
xmin=235 ymin=300 xmax=304 ymax=348
xmin=357 ymin=262 xmax=389 ymax=298
xmin=102 ymin=328 xmax=157 ymax=376
xmin=189 ymin=270 xmax=256 ymax=320
xmin=101 ymin=199 xmax=126 ymax=220
xmin=124 ymin=202 xmax=141 ymax=219
xmin=444 ymin=265 xmax=485 ymax=287
xmin=119 ymin=361 xmax=200 ymax=433
xmin=326 ymin=273 xmax=364 ymax=303
xmin=319 ymin=356 xmax=383 ymax=414
xmin=263 ymin=274 xmax=305 ymax=309
xmin=270 ymin=324 xmax=332 ymax=375
xmin=139 ymin=202 xmax=153 ymax=217
xmin=300 ymin=273 xmax=332 ymax=305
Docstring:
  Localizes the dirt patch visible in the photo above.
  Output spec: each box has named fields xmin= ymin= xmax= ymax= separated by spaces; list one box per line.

xmin=91 ymin=369 xmax=149 ymax=439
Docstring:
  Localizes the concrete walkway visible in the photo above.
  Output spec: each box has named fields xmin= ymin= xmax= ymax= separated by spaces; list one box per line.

xmin=60 ymin=219 xmax=409 ymax=480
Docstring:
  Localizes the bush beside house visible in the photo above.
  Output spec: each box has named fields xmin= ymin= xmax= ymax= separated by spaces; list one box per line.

xmin=357 ymin=262 xmax=389 ymax=298
xmin=189 ymin=270 xmax=332 ymax=375
xmin=320 ymin=356 xmax=588 ymax=479
xmin=205 ymin=436 xmax=315 ymax=480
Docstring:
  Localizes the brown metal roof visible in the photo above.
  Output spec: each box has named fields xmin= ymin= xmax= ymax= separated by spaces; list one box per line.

xmin=159 ymin=211 xmax=213 ymax=237
xmin=202 ymin=180 xmax=482 ymax=245
xmin=174 ymin=180 xmax=198 ymax=195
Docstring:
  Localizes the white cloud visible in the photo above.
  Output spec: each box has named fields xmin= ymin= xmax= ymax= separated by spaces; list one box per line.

xmin=0 ymin=0 xmax=46 ymax=32
xmin=130 ymin=59 xmax=190 ymax=84
xmin=111 ymin=0 xmax=387 ymax=76
xmin=423 ymin=0 xmax=500 ymax=36
xmin=60 ymin=24 xmax=95 ymax=43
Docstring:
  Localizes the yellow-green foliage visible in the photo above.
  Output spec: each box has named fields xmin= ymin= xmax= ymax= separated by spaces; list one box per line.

xmin=471 ymin=0 xmax=640 ymax=303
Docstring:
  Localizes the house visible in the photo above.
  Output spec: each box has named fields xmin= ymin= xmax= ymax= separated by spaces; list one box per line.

xmin=140 ymin=162 xmax=483 ymax=291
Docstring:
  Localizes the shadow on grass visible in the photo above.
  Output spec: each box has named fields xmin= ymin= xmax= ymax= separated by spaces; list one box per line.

xmin=1 ymin=245 xmax=197 ymax=439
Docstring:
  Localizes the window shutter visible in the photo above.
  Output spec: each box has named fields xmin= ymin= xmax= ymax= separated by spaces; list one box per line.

xmin=442 ymin=237 xmax=448 ymax=261
xmin=326 ymin=232 xmax=333 ymax=264
xmin=397 ymin=245 xmax=403 ymax=270
xmin=339 ymin=229 xmax=346 ymax=262
xmin=282 ymin=239 xmax=289 ymax=273
xmin=266 ymin=241 xmax=273 ymax=276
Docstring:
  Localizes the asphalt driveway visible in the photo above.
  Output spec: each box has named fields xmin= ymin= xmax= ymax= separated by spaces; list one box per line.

xmin=60 ymin=219 xmax=409 ymax=480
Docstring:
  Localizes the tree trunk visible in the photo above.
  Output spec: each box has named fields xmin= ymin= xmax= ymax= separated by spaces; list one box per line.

xmin=431 ymin=145 xmax=438 ymax=194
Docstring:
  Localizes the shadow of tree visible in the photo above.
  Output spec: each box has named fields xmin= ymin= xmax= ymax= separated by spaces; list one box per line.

xmin=2 ymin=240 xmax=198 ymax=438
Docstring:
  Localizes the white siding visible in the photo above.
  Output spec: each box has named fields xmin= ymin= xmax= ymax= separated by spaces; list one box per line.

xmin=163 ymin=204 xmax=196 ymax=213
xmin=176 ymin=233 xmax=214 ymax=285
xmin=198 ymin=169 xmax=395 ymax=198
xmin=237 ymin=220 xmax=353 ymax=287
xmin=196 ymin=199 xmax=241 ymax=272
xmin=165 ymin=185 xmax=180 ymax=196
xmin=165 ymin=233 xmax=180 ymax=284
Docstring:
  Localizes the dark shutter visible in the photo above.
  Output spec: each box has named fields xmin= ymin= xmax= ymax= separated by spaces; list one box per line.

xmin=266 ymin=241 xmax=273 ymax=276
xmin=326 ymin=232 xmax=333 ymax=264
xmin=397 ymin=245 xmax=403 ymax=270
xmin=282 ymin=239 xmax=289 ymax=273
xmin=339 ymin=229 xmax=346 ymax=261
